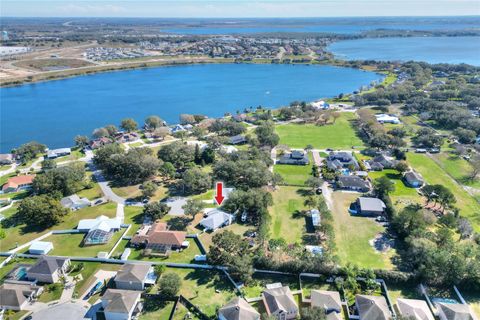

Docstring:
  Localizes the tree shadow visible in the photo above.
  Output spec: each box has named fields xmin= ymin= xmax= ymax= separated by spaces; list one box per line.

xmin=296 ymin=189 xmax=312 ymax=197
xmin=167 ymin=217 xmax=190 ymax=231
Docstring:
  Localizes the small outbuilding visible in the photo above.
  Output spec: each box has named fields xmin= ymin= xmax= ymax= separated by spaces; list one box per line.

xmin=355 ymin=197 xmax=386 ymax=216
xmin=29 ymin=241 xmax=54 ymax=255
xmin=403 ymin=171 xmax=424 ymax=188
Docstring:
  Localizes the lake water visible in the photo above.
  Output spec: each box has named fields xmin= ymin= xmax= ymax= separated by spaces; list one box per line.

xmin=162 ymin=17 xmax=480 ymax=35
xmin=328 ymin=36 xmax=480 ymax=66
xmin=0 ymin=64 xmax=383 ymax=152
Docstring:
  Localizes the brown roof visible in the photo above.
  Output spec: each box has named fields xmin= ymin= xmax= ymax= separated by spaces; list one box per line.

xmin=115 ymin=263 xmax=151 ymax=283
xmin=131 ymin=222 xmax=185 ymax=246
xmin=102 ymin=289 xmax=141 ymax=313
xmin=2 ymin=175 xmax=35 ymax=191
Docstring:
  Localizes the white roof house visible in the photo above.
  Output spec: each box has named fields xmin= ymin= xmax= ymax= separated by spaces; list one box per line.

xmin=77 ymin=215 xmax=121 ymax=232
xmin=29 ymin=241 xmax=54 ymax=255
xmin=311 ymin=209 xmax=321 ymax=227
xmin=60 ymin=194 xmax=91 ymax=210
xmin=46 ymin=148 xmax=71 ymax=159
xmin=375 ymin=114 xmax=401 ymax=124
xmin=200 ymin=209 xmax=234 ymax=231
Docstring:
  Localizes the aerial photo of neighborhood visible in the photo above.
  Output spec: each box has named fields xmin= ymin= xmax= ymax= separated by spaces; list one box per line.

xmin=0 ymin=1 xmax=480 ymax=320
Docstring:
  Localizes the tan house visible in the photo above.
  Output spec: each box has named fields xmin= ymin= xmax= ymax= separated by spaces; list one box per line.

xmin=101 ymin=289 xmax=142 ymax=320
xmin=0 ymin=282 xmax=43 ymax=311
xmin=131 ymin=222 xmax=187 ymax=253
xmin=114 ymin=263 xmax=156 ymax=291
xmin=26 ymin=256 xmax=70 ymax=284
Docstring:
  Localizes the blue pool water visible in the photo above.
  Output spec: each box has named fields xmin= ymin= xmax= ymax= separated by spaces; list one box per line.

xmin=0 ymin=64 xmax=383 ymax=152
xmin=328 ymin=36 xmax=480 ymax=66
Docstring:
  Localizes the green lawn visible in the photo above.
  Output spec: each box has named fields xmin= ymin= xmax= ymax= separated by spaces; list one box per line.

xmin=139 ymin=300 xmax=175 ymax=320
xmin=368 ymin=169 xmax=423 ymax=210
xmin=42 ymin=230 xmax=125 ymax=257
xmin=408 ymin=153 xmax=480 ymax=231
xmin=0 ymin=202 xmax=117 ymax=252
xmin=330 ymin=192 xmax=393 ymax=269
xmin=274 ymin=153 xmax=313 ymax=186
xmin=268 ymin=186 xmax=307 ymax=244
xmin=170 ymin=268 xmax=238 ymax=317
xmin=431 ymin=153 xmax=480 ymax=189
xmin=70 ymin=261 xmax=121 ymax=297
xmin=276 ymin=113 xmax=363 ymax=149
xmin=53 ymin=150 xmax=84 ymax=164
xmin=38 ymin=283 xmax=63 ymax=302
xmin=77 ymin=183 xmax=103 ymax=200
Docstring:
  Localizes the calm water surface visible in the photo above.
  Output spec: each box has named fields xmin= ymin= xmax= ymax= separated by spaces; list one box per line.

xmin=0 ymin=64 xmax=383 ymax=152
xmin=328 ymin=36 xmax=480 ymax=66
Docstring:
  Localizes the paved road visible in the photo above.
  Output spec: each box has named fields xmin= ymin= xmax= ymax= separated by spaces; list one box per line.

xmin=93 ymin=168 xmax=126 ymax=205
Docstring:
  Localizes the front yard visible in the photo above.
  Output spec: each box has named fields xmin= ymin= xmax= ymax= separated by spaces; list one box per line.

xmin=274 ymin=152 xmax=314 ymax=186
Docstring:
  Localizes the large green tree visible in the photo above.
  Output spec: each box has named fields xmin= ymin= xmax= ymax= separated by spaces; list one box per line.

xmin=17 ymin=195 xmax=68 ymax=227
xmin=157 ymin=142 xmax=195 ymax=170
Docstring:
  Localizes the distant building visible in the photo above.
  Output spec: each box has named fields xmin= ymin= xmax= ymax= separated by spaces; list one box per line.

xmin=60 ymin=194 xmax=91 ymax=210
xmin=46 ymin=148 xmax=71 ymax=159
xmin=229 ymin=134 xmax=248 ymax=145
xmin=262 ymin=285 xmax=299 ymax=319
xmin=326 ymin=152 xmax=359 ymax=171
xmin=277 ymin=150 xmax=309 ymax=165
xmin=311 ymin=100 xmax=330 ymax=110
xmin=218 ymin=297 xmax=260 ymax=320
xmin=403 ymin=171 xmax=424 ymax=188
xmin=375 ymin=114 xmax=400 ymax=124
xmin=115 ymin=132 xmax=140 ymax=143
xmin=29 ymin=241 xmax=54 ymax=255
xmin=2 ymin=175 xmax=35 ymax=193
xmin=0 ymin=154 xmax=14 ymax=165
xmin=355 ymin=197 xmax=386 ymax=216
xmin=336 ymin=176 xmax=370 ymax=192
xmin=89 ymin=137 xmax=113 ymax=149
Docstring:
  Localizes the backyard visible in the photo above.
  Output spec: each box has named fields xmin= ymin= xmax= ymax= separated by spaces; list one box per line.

xmin=330 ymin=191 xmax=393 ymax=269
xmin=274 ymin=152 xmax=313 ymax=186
xmin=275 ymin=113 xmax=363 ymax=149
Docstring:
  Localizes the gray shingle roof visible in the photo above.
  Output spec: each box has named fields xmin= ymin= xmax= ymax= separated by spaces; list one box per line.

xmin=357 ymin=197 xmax=386 ymax=212
xmin=102 ymin=289 xmax=141 ymax=313
xmin=115 ymin=263 xmax=151 ymax=283
xmin=263 ymin=286 xmax=298 ymax=315
xmin=356 ymin=295 xmax=391 ymax=320
xmin=218 ymin=297 xmax=260 ymax=320
xmin=27 ymin=256 xmax=68 ymax=275
xmin=437 ymin=303 xmax=476 ymax=320
xmin=397 ymin=298 xmax=434 ymax=320
xmin=311 ymin=290 xmax=342 ymax=312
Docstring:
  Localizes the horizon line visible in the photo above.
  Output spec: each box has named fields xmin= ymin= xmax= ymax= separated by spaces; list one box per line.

xmin=2 ymin=14 xmax=480 ymax=18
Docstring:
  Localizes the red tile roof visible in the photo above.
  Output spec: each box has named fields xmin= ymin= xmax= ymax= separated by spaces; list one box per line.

xmin=2 ymin=175 xmax=35 ymax=191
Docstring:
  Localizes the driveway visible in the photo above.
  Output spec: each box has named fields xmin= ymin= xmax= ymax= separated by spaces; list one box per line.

xmin=93 ymin=168 xmax=126 ymax=204
xmin=80 ymin=270 xmax=117 ymax=300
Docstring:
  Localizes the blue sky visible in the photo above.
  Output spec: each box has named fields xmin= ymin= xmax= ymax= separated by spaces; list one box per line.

xmin=2 ymin=0 xmax=479 ymax=17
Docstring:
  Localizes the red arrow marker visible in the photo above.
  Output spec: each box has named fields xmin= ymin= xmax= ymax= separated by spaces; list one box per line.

xmin=214 ymin=182 xmax=225 ymax=206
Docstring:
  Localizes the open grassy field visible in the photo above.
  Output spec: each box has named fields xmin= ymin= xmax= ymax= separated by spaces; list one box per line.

xmin=408 ymin=153 xmax=480 ymax=231
xmin=431 ymin=152 xmax=480 ymax=189
xmin=112 ymin=183 xmax=168 ymax=202
xmin=1 ymin=202 xmax=118 ymax=251
xmin=268 ymin=186 xmax=307 ymax=244
xmin=330 ymin=191 xmax=393 ymax=269
xmin=369 ymin=169 xmax=423 ymax=210
xmin=14 ymin=58 xmax=94 ymax=71
xmin=276 ymin=113 xmax=363 ymax=149
xmin=53 ymin=150 xmax=84 ymax=164
xmin=42 ymin=230 xmax=124 ymax=257
xmin=274 ymin=152 xmax=313 ymax=186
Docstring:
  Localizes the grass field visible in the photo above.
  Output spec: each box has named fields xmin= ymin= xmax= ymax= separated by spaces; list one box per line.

xmin=77 ymin=182 xmax=103 ymax=200
xmin=431 ymin=153 xmax=480 ymax=189
xmin=1 ymin=202 xmax=117 ymax=251
xmin=408 ymin=153 xmax=480 ymax=231
xmin=274 ymin=154 xmax=313 ymax=186
xmin=38 ymin=283 xmax=63 ymax=302
xmin=276 ymin=113 xmax=363 ymax=149
xmin=139 ymin=300 xmax=175 ymax=320
xmin=14 ymin=58 xmax=93 ymax=71
xmin=268 ymin=186 xmax=307 ymax=244
xmin=330 ymin=192 xmax=393 ymax=269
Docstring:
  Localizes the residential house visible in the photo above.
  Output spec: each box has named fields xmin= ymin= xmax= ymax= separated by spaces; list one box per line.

xmin=310 ymin=209 xmax=321 ymax=227
xmin=26 ymin=256 xmax=70 ymax=284
xmin=311 ymin=290 xmax=342 ymax=320
xmin=312 ymin=100 xmax=330 ymax=110
xmin=326 ymin=152 xmax=359 ymax=171
xmin=60 ymin=194 xmax=91 ymax=210
xmin=101 ymin=289 xmax=142 ymax=320
xmin=89 ymin=137 xmax=113 ymax=149
xmin=77 ymin=215 xmax=122 ymax=245
xmin=0 ymin=282 xmax=43 ymax=311
xmin=366 ymin=154 xmax=396 ymax=170
xmin=396 ymin=298 xmax=434 ymax=320
xmin=200 ymin=209 xmax=234 ymax=232
xmin=355 ymin=295 xmax=392 ymax=320
xmin=130 ymin=222 xmax=188 ymax=253
xmin=171 ymin=124 xmax=186 ymax=134
xmin=336 ymin=176 xmax=370 ymax=192
xmin=46 ymin=148 xmax=71 ymax=159
xmin=437 ymin=302 xmax=477 ymax=320
xmin=229 ymin=134 xmax=248 ymax=145
xmin=218 ymin=297 xmax=260 ymax=320
xmin=0 ymin=154 xmax=14 ymax=165
xmin=277 ymin=150 xmax=309 ymax=166
xmin=354 ymin=197 xmax=386 ymax=216
xmin=262 ymin=285 xmax=299 ymax=320
xmin=375 ymin=114 xmax=401 ymax=124
xmin=114 ymin=263 xmax=156 ymax=291
xmin=2 ymin=175 xmax=35 ymax=193
xmin=403 ymin=171 xmax=424 ymax=188
xmin=28 ymin=241 xmax=54 ymax=255
xmin=115 ymin=132 xmax=140 ymax=143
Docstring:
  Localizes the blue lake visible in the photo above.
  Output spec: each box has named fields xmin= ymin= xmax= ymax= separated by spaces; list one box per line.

xmin=0 ymin=64 xmax=383 ymax=152
xmin=328 ymin=36 xmax=480 ymax=66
